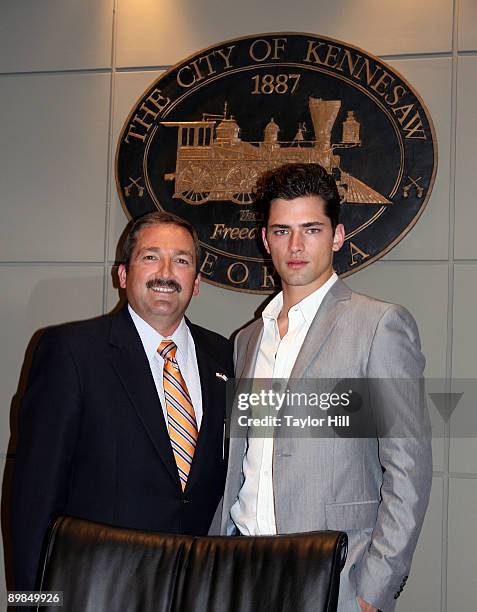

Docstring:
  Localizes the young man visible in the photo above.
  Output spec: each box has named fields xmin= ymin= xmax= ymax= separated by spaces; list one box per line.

xmin=11 ymin=211 xmax=233 ymax=591
xmin=221 ymin=163 xmax=432 ymax=612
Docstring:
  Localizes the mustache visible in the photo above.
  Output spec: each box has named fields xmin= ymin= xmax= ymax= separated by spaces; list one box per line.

xmin=146 ymin=278 xmax=182 ymax=293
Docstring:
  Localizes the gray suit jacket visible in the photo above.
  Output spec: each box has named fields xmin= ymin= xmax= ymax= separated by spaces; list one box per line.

xmin=220 ymin=279 xmax=432 ymax=611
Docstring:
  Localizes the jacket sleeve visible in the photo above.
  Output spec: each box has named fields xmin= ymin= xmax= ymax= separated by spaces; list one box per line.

xmin=356 ymin=304 xmax=432 ymax=611
xmin=11 ymin=327 xmax=83 ymax=590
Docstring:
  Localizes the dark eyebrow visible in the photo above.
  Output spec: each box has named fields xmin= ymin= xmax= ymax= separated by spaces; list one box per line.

xmin=135 ymin=246 xmax=160 ymax=257
xmin=268 ymin=221 xmax=325 ymax=229
xmin=301 ymin=221 xmax=324 ymax=227
xmin=137 ymin=247 xmax=194 ymax=258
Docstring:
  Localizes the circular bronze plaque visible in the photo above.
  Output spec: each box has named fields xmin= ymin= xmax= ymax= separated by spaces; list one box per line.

xmin=116 ymin=32 xmax=437 ymax=293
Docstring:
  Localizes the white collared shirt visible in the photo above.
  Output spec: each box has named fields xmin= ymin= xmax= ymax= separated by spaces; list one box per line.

xmin=230 ymin=273 xmax=338 ymax=534
xmin=128 ymin=305 xmax=203 ymax=429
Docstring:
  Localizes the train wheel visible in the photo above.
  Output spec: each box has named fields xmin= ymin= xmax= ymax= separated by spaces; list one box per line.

xmin=227 ymin=166 xmax=258 ymax=205
xmin=181 ymin=190 xmax=210 ymax=204
xmin=231 ymin=191 xmax=255 ymax=205
xmin=178 ymin=166 xmax=210 ymax=205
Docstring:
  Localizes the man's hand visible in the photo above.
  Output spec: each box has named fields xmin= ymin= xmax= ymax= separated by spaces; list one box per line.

xmin=357 ymin=596 xmax=378 ymax=612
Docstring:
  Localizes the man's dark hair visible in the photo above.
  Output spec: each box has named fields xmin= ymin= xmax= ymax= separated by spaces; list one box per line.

xmin=121 ymin=211 xmax=201 ymax=272
xmin=254 ymin=163 xmax=341 ymax=230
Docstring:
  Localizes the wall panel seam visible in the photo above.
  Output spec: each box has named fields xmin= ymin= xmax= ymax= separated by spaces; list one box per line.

xmin=0 ymin=68 xmax=113 ymax=77
xmin=102 ymin=0 xmax=119 ymax=315
xmin=0 ymin=262 xmax=106 ymax=267
xmin=441 ymin=1 xmax=461 ymax=610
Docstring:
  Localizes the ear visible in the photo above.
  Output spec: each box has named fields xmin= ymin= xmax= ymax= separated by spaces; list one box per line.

xmin=332 ymin=224 xmax=345 ymax=252
xmin=261 ymin=227 xmax=271 ymax=254
xmin=118 ymin=264 xmax=127 ymax=289
xmin=192 ymin=272 xmax=200 ymax=297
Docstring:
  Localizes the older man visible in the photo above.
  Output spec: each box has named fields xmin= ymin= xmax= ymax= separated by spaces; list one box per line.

xmin=12 ymin=211 xmax=233 ymax=590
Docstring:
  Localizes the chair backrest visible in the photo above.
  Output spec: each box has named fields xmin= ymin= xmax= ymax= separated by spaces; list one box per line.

xmin=38 ymin=517 xmax=347 ymax=612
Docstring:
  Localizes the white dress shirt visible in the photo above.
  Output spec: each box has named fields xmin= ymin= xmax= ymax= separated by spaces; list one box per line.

xmin=128 ymin=305 xmax=203 ymax=428
xmin=230 ymin=273 xmax=338 ymax=534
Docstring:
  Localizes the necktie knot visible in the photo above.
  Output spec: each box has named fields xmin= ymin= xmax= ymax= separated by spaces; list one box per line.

xmin=158 ymin=339 xmax=177 ymax=362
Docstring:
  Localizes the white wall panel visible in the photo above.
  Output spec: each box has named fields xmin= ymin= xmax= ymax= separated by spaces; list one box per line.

xmin=430 ymin=411 xmax=446 ymax=474
xmin=0 ymin=265 xmax=104 ymax=455
xmin=0 ymin=0 xmax=114 ymax=73
xmin=397 ymin=477 xmax=443 ymax=612
xmin=116 ymin=0 xmax=453 ymax=68
xmin=452 ymin=263 xmax=477 ymax=378
xmin=383 ymin=58 xmax=451 ymax=261
xmin=0 ymin=73 xmax=110 ymax=262
xmin=459 ymin=0 xmax=477 ymax=51
xmin=455 ymin=56 xmax=477 ymax=259
xmin=449 ymin=398 xmax=477 ymax=474
xmin=447 ymin=478 xmax=477 ymax=611
xmin=449 ymin=263 xmax=477 ymax=473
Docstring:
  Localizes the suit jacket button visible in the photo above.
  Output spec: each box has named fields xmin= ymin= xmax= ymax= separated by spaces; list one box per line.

xmin=181 ymin=497 xmax=190 ymax=504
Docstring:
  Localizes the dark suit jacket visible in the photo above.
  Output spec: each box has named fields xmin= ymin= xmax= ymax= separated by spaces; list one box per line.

xmin=11 ymin=305 xmax=233 ymax=590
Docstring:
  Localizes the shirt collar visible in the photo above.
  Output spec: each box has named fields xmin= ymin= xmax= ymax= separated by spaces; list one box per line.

xmin=128 ymin=304 xmax=189 ymax=364
xmin=262 ymin=272 xmax=338 ymax=326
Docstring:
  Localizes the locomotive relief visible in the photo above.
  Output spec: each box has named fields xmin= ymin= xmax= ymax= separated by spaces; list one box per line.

xmin=117 ymin=33 xmax=436 ymax=290
xmin=161 ymin=97 xmax=391 ymax=206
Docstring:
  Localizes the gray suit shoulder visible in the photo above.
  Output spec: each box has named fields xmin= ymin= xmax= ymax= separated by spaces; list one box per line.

xmin=234 ymin=281 xmax=420 ymax=347
xmin=235 ymin=317 xmax=262 ymax=345
xmin=347 ymin=287 xmax=418 ymax=328
xmin=345 ymin=287 xmax=422 ymax=357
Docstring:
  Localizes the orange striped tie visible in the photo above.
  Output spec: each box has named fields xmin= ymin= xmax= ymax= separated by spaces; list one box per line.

xmin=158 ymin=340 xmax=198 ymax=490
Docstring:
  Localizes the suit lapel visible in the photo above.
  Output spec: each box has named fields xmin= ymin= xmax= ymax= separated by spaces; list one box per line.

xmin=109 ymin=307 xmax=180 ymax=487
xmin=185 ymin=322 xmax=227 ymax=491
xmin=239 ymin=321 xmax=264 ymax=379
xmin=289 ymin=279 xmax=352 ymax=380
xmin=238 ymin=281 xmax=351 ymax=382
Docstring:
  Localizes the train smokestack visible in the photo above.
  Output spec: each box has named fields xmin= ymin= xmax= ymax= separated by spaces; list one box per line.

xmin=308 ymin=97 xmax=341 ymax=148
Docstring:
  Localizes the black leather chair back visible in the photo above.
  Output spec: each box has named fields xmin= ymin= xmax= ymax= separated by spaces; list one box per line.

xmin=38 ymin=517 xmax=347 ymax=612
